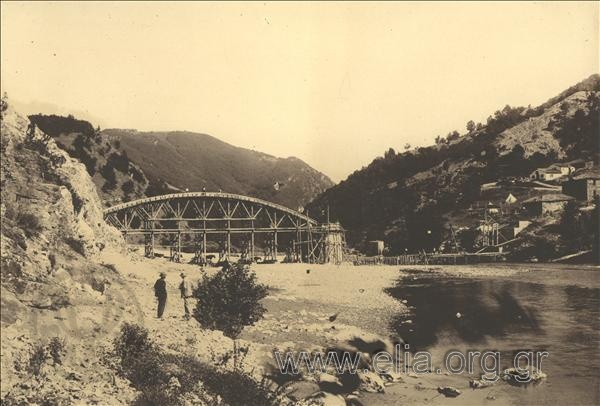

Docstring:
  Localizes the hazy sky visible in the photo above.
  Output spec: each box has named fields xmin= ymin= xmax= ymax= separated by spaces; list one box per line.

xmin=1 ymin=2 xmax=598 ymax=182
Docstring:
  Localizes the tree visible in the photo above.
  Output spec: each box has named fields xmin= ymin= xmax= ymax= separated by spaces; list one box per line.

xmin=466 ymin=120 xmax=476 ymax=133
xmin=458 ymin=228 xmax=478 ymax=252
xmin=559 ymin=200 xmax=582 ymax=252
xmin=121 ymin=180 xmax=135 ymax=195
xmin=193 ymin=263 xmax=268 ymax=339
xmin=552 ymin=92 xmax=600 ymax=159
xmin=100 ymin=164 xmax=117 ymax=191
xmin=446 ymin=130 xmax=460 ymax=142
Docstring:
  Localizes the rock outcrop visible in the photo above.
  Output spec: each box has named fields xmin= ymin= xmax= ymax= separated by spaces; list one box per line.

xmin=1 ymin=99 xmax=138 ymax=403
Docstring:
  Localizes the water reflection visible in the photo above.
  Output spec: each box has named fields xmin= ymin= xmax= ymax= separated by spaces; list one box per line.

xmin=384 ymin=270 xmax=600 ymax=405
xmin=386 ymin=275 xmax=543 ymax=350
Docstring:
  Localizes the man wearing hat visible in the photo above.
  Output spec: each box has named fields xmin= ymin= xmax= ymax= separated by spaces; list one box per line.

xmin=179 ymin=273 xmax=193 ymax=319
xmin=154 ymin=272 xmax=167 ymax=318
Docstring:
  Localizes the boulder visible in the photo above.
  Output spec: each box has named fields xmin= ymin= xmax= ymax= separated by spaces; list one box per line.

xmin=281 ymin=380 xmax=321 ymax=401
xmin=317 ymin=373 xmax=344 ymax=394
xmin=501 ymin=367 xmax=547 ymax=386
xmin=437 ymin=386 xmax=461 ymax=397
xmin=357 ymin=370 xmax=385 ymax=393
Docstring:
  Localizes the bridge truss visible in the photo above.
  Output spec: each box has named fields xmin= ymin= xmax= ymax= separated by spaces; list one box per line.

xmin=103 ymin=192 xmax=344 ymax=264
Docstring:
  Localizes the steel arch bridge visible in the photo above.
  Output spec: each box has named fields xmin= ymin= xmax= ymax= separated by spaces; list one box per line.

xmin=103 ymin=192 xmax=344 ymax=264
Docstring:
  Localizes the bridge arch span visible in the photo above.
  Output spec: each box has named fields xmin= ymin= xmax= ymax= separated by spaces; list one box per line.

xmin=103 ymin=192 xmax=343 ymax=264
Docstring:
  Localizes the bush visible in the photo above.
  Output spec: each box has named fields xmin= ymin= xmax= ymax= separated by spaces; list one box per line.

xmin=28 ymin=343 xmax=47 ymax=376
xmin=26 ymin=337 xmax=66 ymax=376
xmin=113 ymin=323 xmax=156 ymax=372
xmin=193 ymin=263 xmax=268 ymax=339
xmin=65 ymin=237 xmax=86 ymax=256
xmin=112 ymin=324 xmax=275 ymax=406
xmin=121 ymin=180 xmax=135 ymax=195
xmin=100 ymin=164 xmax=117 ymax=193
xmin=47 ymin=337 xmax=66 ymax=365
xmin=107 ymin=151 xmax=130 ymax=173
xmin=16 ymin=211 xmax=42 ymax=237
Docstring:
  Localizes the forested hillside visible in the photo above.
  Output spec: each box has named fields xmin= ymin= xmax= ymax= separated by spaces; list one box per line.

xmin=103 ymin=129 xmax=333 ymax=210
xmin=307 ymin=74 xmax=600 ymax=254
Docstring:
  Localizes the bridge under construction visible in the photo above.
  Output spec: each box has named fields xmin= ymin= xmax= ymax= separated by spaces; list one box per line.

xmin=103 ymin=192 xmax=345 ymax=264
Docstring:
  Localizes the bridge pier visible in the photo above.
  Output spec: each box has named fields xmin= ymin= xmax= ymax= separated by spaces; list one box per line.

xmin=144 ymin=220 xmax=154 ymax=258
xmin=321 ymin=223 xmax=344 ymax=264
xmin=251 ymin=230 xmax=255 ymax=260
xmin=274 ymin=229 xmax=278 ymax=260
xmin=227 ymin=230 xmax=231 ymax=257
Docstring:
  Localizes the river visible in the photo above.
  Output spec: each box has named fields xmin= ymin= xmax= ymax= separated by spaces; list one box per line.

xmin=378 ymin=265 xmax=600 ymax=405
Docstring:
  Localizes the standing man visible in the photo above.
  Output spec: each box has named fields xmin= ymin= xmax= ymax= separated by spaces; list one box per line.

xmin=154 ymin=272 xmax=167 ymax=319
xmin=179 ymin=273 xmax=193 ymax=319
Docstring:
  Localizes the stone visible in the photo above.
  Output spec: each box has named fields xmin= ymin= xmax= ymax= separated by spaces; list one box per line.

xmin=357 ymin=370 xmax=385 ymax=393
xmin=281 ymin=380 xmax=321 ymax=401
xmin=501 ymin=367 xmax=547 ymax=386
xmin=345 ymin=394 xmax=365 ymax=406
xmin=469 ymin=378 xmax=493 ymax=389
xmin=317 ymin=373 xmax=344 ymax=394
xmin=437 ymin=386 xmax=461 ymax=397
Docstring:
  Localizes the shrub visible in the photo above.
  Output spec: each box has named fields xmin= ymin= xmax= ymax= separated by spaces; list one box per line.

xmin=65 ymin=237 xmax=86 ymax=256
xmin=99 ymin=163 xmax=117 ymax=190
xmin=130 ymin=166 xmax=146 ymax=183
xmin=107 ymin=151 xmax=130 ymax=173
xmin=16 ymin=211 xmax=42 ymax=237
xmin=121 ymin=180 xmax=135 ymax=195
xmin=25 ymin=337 xmax=67 ymax=376
xmin=193 ymin=263 xmax=268 ymax=339
xmin=113 ymin=323 xmax=155 ymax=371
xmin=112 ymin=324 xmax=275 ymax=406
xmin=47 ymin=337 xmax=66 ymax=365
xmin=28 ymin=343 xmax=47 ymax=376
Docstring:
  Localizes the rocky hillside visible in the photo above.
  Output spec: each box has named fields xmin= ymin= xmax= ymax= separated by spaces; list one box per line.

xmin=0 ymin=100 xmax=140 ymax=403
xmin=27 ymin=114 xmax=154 ymax=208
xmin=306 ymin=74 xmax=600 ymax=253
xmin=102 ymin=129 xmax=333 ymax=210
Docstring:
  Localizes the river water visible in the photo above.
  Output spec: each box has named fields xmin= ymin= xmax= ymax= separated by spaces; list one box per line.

xmin=383 ymin=266 xmax=600 ymax=405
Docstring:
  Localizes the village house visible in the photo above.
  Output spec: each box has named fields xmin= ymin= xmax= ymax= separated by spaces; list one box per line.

xmin=562 ymin=167 xmax=600 ymax=201
xmin=512 ymin=220 xmax=531 ymax=238
xmin=522 ymin=193 xmax=575 ymax=216
xmin=529 ymin=164 xmax=575 ymax=182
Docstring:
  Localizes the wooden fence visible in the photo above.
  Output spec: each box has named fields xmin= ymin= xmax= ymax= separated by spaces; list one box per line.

xmin=345 ymin=252 xmax=506 ymax=266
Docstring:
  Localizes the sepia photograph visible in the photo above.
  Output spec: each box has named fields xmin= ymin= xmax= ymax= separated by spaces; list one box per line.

xmin=0 ymin=1 xmax=598 ymax=405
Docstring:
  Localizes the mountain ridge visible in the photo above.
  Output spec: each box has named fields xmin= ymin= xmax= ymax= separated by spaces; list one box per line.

xmin=26 ymin=116 xmax=334 ymax=210
xmin=103 ymin=128 xmax=333 ymax=210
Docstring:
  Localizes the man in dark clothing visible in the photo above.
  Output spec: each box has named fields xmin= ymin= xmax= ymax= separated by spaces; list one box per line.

xmin=154 ymin=272 xmax=167 ymax=318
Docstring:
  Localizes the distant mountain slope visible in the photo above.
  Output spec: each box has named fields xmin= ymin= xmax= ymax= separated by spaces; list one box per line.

xmin=101 ymin=129 xmax=333 ymax=210
xmin=26 ymin=113 xmax=333 ymax=210
xmin=306 ymin=74 xmax=600 ymax=253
